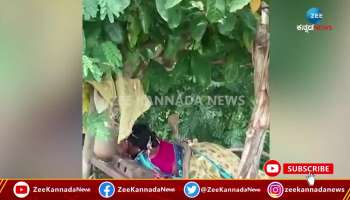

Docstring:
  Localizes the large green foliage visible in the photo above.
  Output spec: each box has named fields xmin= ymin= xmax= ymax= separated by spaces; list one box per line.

xmin=83 ymin=111 xmax=111 ymax=140
xmin=82 ymin=0 xmax=268 ymax=153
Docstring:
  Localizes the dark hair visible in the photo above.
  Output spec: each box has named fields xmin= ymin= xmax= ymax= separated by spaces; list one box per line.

xmin=127 ymin=124 xmax=160 ymax=151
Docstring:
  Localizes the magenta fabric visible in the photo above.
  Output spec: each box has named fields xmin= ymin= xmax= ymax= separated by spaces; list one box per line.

xmin=150 ymin=140 xmax=175 ymax=175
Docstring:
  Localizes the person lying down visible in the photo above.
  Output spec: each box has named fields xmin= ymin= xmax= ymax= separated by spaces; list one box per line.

xmin=117 ymin=123 xmax=265 ymax=179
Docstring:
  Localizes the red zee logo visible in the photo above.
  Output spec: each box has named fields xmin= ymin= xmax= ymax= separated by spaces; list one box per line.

xmin=264 ymin=160 xmax=281 ymax=177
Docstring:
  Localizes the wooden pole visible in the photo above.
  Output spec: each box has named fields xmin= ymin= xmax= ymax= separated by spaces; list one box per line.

xmin=237 ymin=2 xmax=270 ymax=178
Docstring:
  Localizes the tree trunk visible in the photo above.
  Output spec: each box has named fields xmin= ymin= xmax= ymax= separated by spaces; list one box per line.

xmin=93 ymin=96 xmax=118 ymax=161
xmin=82 ymin=92 xmax=96 ymax=178
xmin=82 ymin=86 xmax=119 ymax=178
xmin=82 ymin=132 xmax=95 ymax=178
xmin=237 ymin=2 xmax=270 ymax=178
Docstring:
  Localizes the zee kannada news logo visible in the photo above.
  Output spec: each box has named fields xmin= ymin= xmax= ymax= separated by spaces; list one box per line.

xmin=296 ymin=7 xmax=334 ymax=33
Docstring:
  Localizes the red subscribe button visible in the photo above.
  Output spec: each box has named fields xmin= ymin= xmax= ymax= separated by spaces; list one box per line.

xmin=283 ymin=163 xmax=334 ymax=174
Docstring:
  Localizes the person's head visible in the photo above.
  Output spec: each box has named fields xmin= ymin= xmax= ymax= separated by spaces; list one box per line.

xmin=125 ymin=123 xmax=160 ymax=159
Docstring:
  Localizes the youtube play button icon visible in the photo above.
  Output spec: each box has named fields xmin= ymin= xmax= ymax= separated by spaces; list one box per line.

xmin=13 ymin=181 xmax=30 ymax=198
xmin=264 ymin=160 xmax=281 ymax=177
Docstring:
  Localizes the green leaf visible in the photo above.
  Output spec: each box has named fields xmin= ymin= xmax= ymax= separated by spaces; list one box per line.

xmin=143 ymin=60 xmax=172 ymax=94
xmin=167 ymin=6 xmax=182 ymax=29
xmin=83 ymin=111 xmax=112 ymax=140
xmin=190 ymin=1 xmax=205 ymax=10
xmin=104 ymin=22 xmax=124 ymax=44
xmin=155 ymin=0 xmax=168 ymax=21
xmin=83 ymin=32 xmax=87 ymax=54
xmin=228 ymin=0 xmax=250 ymax=13
xmin=83 ymin=0 xmax=99 ymax=20
xmin=127 ymin=15 xmax=141 ymax=48
xmin=124 ymin=50 xmax=141 ymax=75
xmin=192 ymin=20 xmax=208 ymax=42
xmin=138 ymin=4 xmax=152 ymax=34
xmin=239 ymin=9 xmax=257 ymax=32
xmin=164 ymin=35 xmax=182 ymax=60
xmin=98 ymin=0 xmax=131 ymax=23
xmin=165 ymin=0 xmax=183 ymax=9
xmin=172 ymin=53 xmax=190 ymax=81
xmin=84 ymin=22 xmax=102 ymax=54
xmin=83 ymin=55 xmax=103 ymax=81
xmin=191 ymin=52 xmax=212 ymax=88
xmin=83 ymin=56 xmax=90 ymax=78
xmin=224 ymin=62 xmax=239 ymax=83
xmin=243 ymin=29 xmax=253 ymax=52
xmin=206 ymin=0 xmax=225 ymax=23
xmin=201 ymin=32 xmax=226 ymax=56
xmin=156 ymin=0 xmax=182 ymax=29
xmin=218 ymin=14 xmax=237 ymax=36
xmin=101 ymin=41 xmax=123 ymax=72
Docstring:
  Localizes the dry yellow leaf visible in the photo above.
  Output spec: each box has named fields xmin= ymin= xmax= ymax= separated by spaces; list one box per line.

xmin=94 ymin=89 xmax=108 ymax=113
xmin=116 ymin=74 xmax=151 ymax=143
xmin=82 ymin=83 xmax=90 ymax=114
xmin=88 ymin=75 xmax=117 ymax=105
xmin=250 ymin=0 xmax=261 ymax=13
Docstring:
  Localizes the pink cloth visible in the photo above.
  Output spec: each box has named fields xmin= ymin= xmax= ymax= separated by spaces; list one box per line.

xmin=150 ymin=140 xmax=175 ymax=175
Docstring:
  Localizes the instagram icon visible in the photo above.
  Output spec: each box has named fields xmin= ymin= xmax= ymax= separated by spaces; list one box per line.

xmin=267 ymin=182 xmax=284 ymax=198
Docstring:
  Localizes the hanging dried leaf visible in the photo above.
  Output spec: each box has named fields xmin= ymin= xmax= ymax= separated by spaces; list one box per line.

xmin=88 ymin=75 xmax=117 ymax=105
xmin=94 ymin=89 xmax=108 ymax=113
xmin=116 ymin=74 xmax=151 ymax=142
xmin=250 ymin=0 xmax=261 ymax=13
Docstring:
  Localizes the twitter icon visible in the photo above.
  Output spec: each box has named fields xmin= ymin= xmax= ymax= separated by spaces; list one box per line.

xmin=183 ymin=181 xmax=200 ymax=198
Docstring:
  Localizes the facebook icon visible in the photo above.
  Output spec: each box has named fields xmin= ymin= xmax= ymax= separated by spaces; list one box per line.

xmin=98 ymin=181 xmax=115 ymax=198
